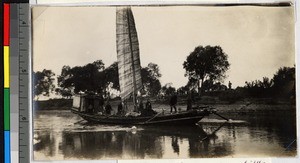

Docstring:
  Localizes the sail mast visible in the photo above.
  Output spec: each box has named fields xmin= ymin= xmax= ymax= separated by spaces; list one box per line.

xmin=126 ymin=8 xmax=138 ymax=110
xmin=116 ymin=7 xmax=142 ymax=111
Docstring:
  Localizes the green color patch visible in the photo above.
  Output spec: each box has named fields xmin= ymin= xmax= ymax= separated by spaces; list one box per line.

xmin=4 ymin=88 xmax=10 ymax=130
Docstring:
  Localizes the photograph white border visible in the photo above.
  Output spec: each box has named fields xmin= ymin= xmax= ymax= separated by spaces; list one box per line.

xmin=26 ymin=0 xmax=299 ymax=163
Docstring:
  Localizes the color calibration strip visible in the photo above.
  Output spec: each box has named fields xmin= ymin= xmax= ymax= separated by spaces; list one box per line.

xmin=3 ymin=3 xmax=11 ymax=163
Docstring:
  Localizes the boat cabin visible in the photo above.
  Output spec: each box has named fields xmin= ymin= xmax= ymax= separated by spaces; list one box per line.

xmin=72 ymin=95 xmax=104 ymax=114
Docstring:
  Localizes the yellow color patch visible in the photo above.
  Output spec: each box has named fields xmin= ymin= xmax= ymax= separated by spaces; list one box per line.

xmin=4 ymin=46 xmax=10 ymax=88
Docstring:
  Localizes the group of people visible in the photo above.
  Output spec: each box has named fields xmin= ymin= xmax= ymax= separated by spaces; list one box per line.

xmin=86 ymin=98 xmax=113 ymax=115
xmin=87 ymin=91 xmax=194 ymax=116
xmin=87 ymin=97 xmax=158 ymax=116
xmin=138 ymin=99 xmax=157 ymax=116
xmin=116 ymin=99 xmax=157 ymax=116
xmin=113 ymin=92 xmax=194 ymax=116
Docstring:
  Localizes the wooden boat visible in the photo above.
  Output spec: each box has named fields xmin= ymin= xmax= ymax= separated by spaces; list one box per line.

xmin=71 ymin=94 xmax=216 ymax=125
xmin=71 ymin=7 xmax=221 ymax=125
xmin=71 ymin=108 xmax=211 ymax=125
xmin=71 ymin=96 xmax=211 ymax=125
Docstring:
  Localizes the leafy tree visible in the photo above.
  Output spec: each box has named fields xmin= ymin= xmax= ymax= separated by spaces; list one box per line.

xmin=177 ymin=86 xmax=189 ymax=95
xmin=243 ymin=68 xmax=294 ymax=98
xmin=57 ymin=60 xmax=163 ymax=97
xmin=147 ymin=63 xmax=161 ymax=79
xmin=54 ymin=88 xmax=73 ymax=99
xmin=211 ymin=82 xmax=227 ymax=91
xmin=261 ymin=77 xmax=273 ymax=89
xmin=141 ymin=63 xmax=162 ymax=96
xmin=253 ymin=78 xmax=272 ymax=89
xmin=201 ymin=79 xmax=228 ymax=92
xmin=160 ymin=83 xmax=176 ymax=96
xmin=84 ymin=60 xmax=105 ymax=92
xmin=101 ymin=62 xmax=120 ymax=97
xmin=272 ymin=66 xmax=295 ymax=97
xmin=185 ymin=77 xmax=198 ymax=91
xmin=202 ymin=79 xmax=214 ymax=92
xmin=57 ymin=60 xmax=105 ymax=94
xmin=103 ymin=62 xmax=120 ymax=91
xmin=57 ymin=65 xmax=72 ymax=91
xmin=226 ymin=67 xmax=296 ymax=99
xmin=33 ymin=69 xmax=55 ymax=99
xmin=183 ymin=45 xmax=230 ymax=95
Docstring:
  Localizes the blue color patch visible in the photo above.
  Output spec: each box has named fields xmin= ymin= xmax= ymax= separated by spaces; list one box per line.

xmin=4 ymin=131 xmax=10 ymax=163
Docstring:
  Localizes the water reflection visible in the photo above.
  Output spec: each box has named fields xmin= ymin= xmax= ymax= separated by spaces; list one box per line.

xmin=224 ymin=112 xmax=297 ymax=152
xmin=33 ymin=110 xmax=297 ymax=160
xmin=35 ymin=123 xmax=237 ymax=159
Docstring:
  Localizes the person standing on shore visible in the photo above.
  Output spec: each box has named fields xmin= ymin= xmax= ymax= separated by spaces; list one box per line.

xmin=170 ymin=93 xmax=178 ymax=113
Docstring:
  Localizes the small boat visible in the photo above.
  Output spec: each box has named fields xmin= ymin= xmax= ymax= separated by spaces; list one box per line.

xmin=71 ymin=7 xmax=219 ymax=126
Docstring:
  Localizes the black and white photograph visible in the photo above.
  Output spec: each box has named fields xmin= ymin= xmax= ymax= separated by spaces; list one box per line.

xmin=32 ymin=5 xmax=296 ymax=160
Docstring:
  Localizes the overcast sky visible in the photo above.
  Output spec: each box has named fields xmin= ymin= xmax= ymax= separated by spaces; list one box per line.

xmin=32 ymin=6 xmax=295 ymax=88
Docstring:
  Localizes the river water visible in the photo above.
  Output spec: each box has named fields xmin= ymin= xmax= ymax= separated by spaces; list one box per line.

xmin=33 ymin=109 xmax=296 ymax=160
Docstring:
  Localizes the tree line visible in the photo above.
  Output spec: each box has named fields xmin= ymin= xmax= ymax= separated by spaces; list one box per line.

xmin=239 ymin=66 xmax=295 ymax=99
xmin=34 ymin=61 xmax=163 ymax=99
xmin=34 ymin=45 xmax=295 ymax=101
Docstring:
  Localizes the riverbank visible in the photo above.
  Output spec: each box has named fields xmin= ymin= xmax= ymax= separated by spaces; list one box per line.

xmin=33 ymin=97 xmax=295 ymax=116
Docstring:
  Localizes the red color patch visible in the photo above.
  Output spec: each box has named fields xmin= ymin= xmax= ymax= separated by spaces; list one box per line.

xmin=4 ymin=4 xmax=10 ymax=46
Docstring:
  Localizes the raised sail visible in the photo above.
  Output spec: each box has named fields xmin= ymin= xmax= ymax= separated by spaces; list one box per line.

xmin=116 ymin=7 xmax=142 ymax=100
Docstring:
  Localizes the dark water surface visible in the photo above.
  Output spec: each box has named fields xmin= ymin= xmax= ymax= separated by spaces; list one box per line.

xmin=33 ymin=109 xmax=296 ymax=160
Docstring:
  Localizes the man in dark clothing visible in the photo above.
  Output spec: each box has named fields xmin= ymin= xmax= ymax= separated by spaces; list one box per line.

xmin=138 ymin=99 xmax=144 ymax=113
xmin=105 ymin=102 xmax=112 ymax=115
xmin=146 ymin=99 xmax=152 ymax=110
xmin=169 ymin=93 xmax=178 ymax=113
xmin=141 ymin=99 xmax=157 ymax=116
xmin=117 ymin=102 xmax=123 ymax=115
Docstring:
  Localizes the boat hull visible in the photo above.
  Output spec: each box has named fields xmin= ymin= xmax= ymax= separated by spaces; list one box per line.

xmin=71 ymin=108 xmax=210 ymax=125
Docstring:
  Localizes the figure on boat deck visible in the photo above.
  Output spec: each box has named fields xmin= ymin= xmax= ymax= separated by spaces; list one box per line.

xmin=138 ymin=98 xmax=144 ymax=113
xmin=123 ymin=101 xmax=128 ymax=114
xmin=105 ymin=101 xmax=112 ymax=115
xmin=146 ymin=99 xmax=152 ymax=110
xmin=170 ymin=93 xmax=178 ymax=113
xmin=117 ymin=101 xmax=123 ymax=115
xmin=141 ymin=99 xmax=157 ymax=116
xmin=88 ymin=104 xmax=94 ymax=113
xmin=99 ymin=96 xmax=104 ymax=114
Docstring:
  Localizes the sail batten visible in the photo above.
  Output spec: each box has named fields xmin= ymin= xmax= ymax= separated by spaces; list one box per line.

xmin=116 ymin=7 xmax=142 ymax=101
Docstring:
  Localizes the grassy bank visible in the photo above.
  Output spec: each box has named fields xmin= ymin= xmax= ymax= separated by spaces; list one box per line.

xmin=34 ymin=96 xmax=295 ymax=115
xmin=34 ymin=99 xmax=73 ymax=110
